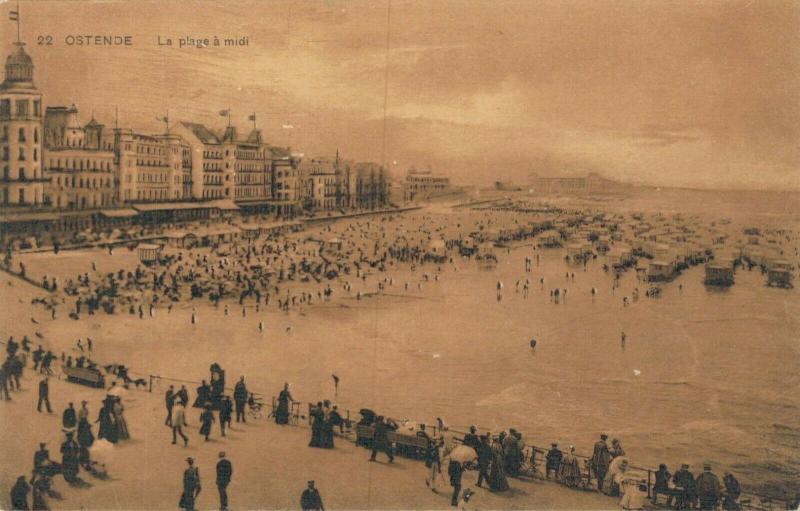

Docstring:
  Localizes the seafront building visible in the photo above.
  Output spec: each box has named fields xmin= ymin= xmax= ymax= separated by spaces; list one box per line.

xmin=0 ymin=41 xmax=392 ymax=241
xmin=403 ymin=167 xmax=451 ymax=201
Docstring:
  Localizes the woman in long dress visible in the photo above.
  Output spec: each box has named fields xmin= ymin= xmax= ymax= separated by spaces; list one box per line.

xmin=97 ymin=397 xmax=118 ymax=444
xmin=557 ymin=446 xmax=582 ymax=488
xmin=113 ymin=397 xmax=129 ymax=441
xmin=488 ymin=438 xmax=510 ymax=492
xmin=275 ymin=383 xmax=293 ymax=425
xmin=602 ymin=456 xmax=629 ymax=496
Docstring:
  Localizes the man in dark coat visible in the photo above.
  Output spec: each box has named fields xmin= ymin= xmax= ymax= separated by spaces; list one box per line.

xmin=37 ymin=377 xmax=51 ymax=413
xmin=590 ymin=434 xmax=611 ymax=491
xmin=476 ymin=435 xmax=492 ymax=488
xmin=215 ymin=452 xmax=232 ymax=511
xmin=199 ymin=405 xmax=215 ymax=441
xmin=448 ymin=459 xmax=464 ymax=507
xmin=180 ymin=457 xmax=201 ymax=511
xmin=722 ymin=472 xmax=741 ymax=511
xmin=177 ymin=385 xmax=189 ymax=407
xmin=165 ymin=385 xmax=175 ymax=426
xmin=545 ymin=443 xmax=563 ymax=480
xmin=462 ymin=426 xmax=480 ymax=451
xmin=300 ymin=480 xmax=324 ymax=511
xmin=219 ymin=396 xmax=232 ymax=436
xmin=233 ymin=377 xmax=248 ymax=423
xmin=652 ymin=463 xmax=675 ymax=506
xmin=10 ymin=475 xmax=31 ymax=510
xmin=673 ymin=464 xmax=697 ymax=510
xmin=696 ymin=464 xmax=722 ymax=511
xmin=62 ymin=402 xmax=77 ymax=430
xmin=309 ymin=402 xmax=324 ymax=448
xmin=60 ymin=431 xmax=81 ymax=482
xmin=368 ymin=416 xmax=394 ymax=463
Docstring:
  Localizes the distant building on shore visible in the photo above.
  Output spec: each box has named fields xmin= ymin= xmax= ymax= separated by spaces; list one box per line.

xmin=527 ymin=171 xmax=629 ymax=195
xmin=403 ymin=167 xmax=450 ymax=201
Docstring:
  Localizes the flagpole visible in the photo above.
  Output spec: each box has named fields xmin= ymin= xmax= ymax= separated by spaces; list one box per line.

xmin=227 ymin=108 xmax=231 ymax=127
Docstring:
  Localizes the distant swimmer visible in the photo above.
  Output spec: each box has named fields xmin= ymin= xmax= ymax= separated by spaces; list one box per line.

xmin=530 ymin=339 xmax=537 ymax=351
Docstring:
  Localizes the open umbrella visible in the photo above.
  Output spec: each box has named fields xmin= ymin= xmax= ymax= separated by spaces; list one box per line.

xmin=447 ymin=444 xmax=478 ymax=463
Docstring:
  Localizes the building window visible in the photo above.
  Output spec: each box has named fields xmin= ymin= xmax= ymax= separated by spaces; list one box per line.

xmin=18 ymin=188 xmax=24 ymax=203
xmin=33 ymin=100 xmax=41 ymax=117
xmin=18 ymin=147 xmax=25 ymax=161
xmin=0 ymin=99 xmax=9 ymax=116
xmin=15 ymin=99 xmax=29 ymax=117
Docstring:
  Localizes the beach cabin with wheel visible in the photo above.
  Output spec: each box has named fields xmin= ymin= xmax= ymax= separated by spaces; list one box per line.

xmin=137 ymin=243 xmax=163 ymax=265
xmin=704 ymin=263 xmax=734 ymax=286
xmin=766 ymin=268 xmax=793 ymax=289
xmin=647 ymin=260 xmax=676 ymax=282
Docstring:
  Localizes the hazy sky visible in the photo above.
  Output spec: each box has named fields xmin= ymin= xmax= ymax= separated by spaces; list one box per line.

xmin=3 ymin=0 xmax=799 ymax=189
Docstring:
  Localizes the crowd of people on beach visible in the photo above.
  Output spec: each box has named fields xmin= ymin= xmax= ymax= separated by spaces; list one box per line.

xmin=3 ymin=206 xmax=798 ymax=510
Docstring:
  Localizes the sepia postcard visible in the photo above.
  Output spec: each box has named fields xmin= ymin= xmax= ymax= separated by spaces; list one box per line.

xmin=0 ymin=1 xmax=798 ymax=510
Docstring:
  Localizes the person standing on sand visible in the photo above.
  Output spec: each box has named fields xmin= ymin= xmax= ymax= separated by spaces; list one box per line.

xmin=696 ymin=464 xmax=722 ymax=511
xmin=10 ymin=475 xmax=30 ymax=510
xmin=179 ymin=457 xmax=201 ymax=511
xmin=233 ymin=377 xmax=248 ymax=423
xmin=165 ymin=385 xmax=175 ymax=426
xmin=172 ymin=402 xmax=189 ymax=447
xmin=37 ymin=377 xmax=51 ymax=413
xmin=199 ymin=405 xmax=215 ymax=441
xmin=275 ymin=383 xmax=294 ymax=425
xmin=215 ymin=452 xmax=232 ymax=511
xmin=300 ymin=481 xmax=324 ymax=511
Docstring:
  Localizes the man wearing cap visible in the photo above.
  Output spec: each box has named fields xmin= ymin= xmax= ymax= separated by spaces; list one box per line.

xmin=300 ymin=480 xmax=324 ymax=511
xmin=216 ymin=452 xmax=233 ymax=511
xmin=591 ymin=434 xmax=611 ymax=491
xmin=37 ymin=376 xmax=51 ymax=413
xmin=696 ymin=464 xmax=722 ymax=511
xmin=545 ymin=443 xmax=563 ymax=480
xmin=179 ymin=457 xmax=201 ymax=511
xmin=673 ymin=463 xmax=696 ymax=510
xmin=462 ymin=426 xmax=480 ymax=451
xmin=369 ymin=416 xmax=394 ymax=463
xmin=475 ymin=434 xmax=491 ymax=488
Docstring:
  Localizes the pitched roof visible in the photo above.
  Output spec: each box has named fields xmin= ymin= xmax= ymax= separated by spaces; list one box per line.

xmin=180 ymin=122 xmax=221 ymax=144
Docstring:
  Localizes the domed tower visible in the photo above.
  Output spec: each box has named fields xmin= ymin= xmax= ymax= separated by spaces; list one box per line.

xmin=1 ymin=43 xmax=44 ymax=206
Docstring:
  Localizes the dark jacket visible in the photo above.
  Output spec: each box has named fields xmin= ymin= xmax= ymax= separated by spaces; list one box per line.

xmin=546 ymin=448 xmax=563 ymax=469
xmin=448 ymin=460 xmax=463 ymax=487
xmin=216 ymin=459 xmax=232 ymax=486
xmin=38 ymin=380 xmax=48 ymax=399
xmin=233 ymin=382 xmax=247 ymax=403
xmin=62 ymin=408 xmax=77 ymax=429
xmin=300 ymin=488 xmax=324 ymax=511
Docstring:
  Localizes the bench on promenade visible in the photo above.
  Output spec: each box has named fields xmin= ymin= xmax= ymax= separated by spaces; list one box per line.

xmin=355 ymin=425 xmax=428 ymax=459
xmin=63 ymin=366 xmax=105 ymax=388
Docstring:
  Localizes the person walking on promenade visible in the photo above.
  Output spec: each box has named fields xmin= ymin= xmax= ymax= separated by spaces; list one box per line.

xmin=475 ymin=435 xmax=491 ymax=488
xmin=233 ymin=377 xmax=247 ymax=423
xmin=369 ymin=416 xmax=395 ymax=463
xmin=275 ymin=383 xmax=294 ymax=425
xmin=60 ymin=431 xmax=81 ymax=483
xmin=10 ymin=475 xmax=31 ymax=510
xmin=591 ymin=433 xmax=611 ymax=491
xmin=199 ymin=405 xmax=215 ymax=442
xmin=696 ymin=464 xmax=722 ymax=511
xmin=219 ymin=396 xmax=232 ymax=436
xmin=172 ymin=402 xmax=189 ymax=447
xmin=215 ymin=452 xmax=232 ymax=511
xmin=179 ymin=457 xmax=201 ymax=511
xmin=462 ymin=426 xmax=480 ymax=451
xmin=545 ymin=443 xmax=563 ymax=480
xmin=37 ymin=377 xmax=51 ymax=413
xmin=488 ymin=437 xmax=509 ymax=492
xmin=424 ymin=436 xmax=443 ymax=492
xmin=300 ymin=480 xmax=325 ymax=511
xmin=165 ymin=385 xmax=175 ymax=426
xmin=448 ymin=459 xmax=464 ymax=507
xmin=557 ymin=446 xmax=581 ymax=488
